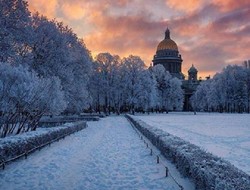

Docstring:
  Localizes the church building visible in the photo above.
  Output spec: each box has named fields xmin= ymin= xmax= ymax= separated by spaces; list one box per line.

xmin=152 ymin=28 xmax=200 ymax=111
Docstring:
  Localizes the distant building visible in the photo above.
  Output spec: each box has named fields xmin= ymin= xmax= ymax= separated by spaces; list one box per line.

xmin=182 ymin=65 xmax=200 ymax=111
xmin=152 ymin=28 xmax=201 ymax=111
xmin=243 ymin=60 xmax=250 ymax=68
xmin=152 ymin=28 xmax=184 ymax=79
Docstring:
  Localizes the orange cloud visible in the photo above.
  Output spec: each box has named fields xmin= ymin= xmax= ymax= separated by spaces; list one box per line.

xmin=166 ymin=0 xmax=204 ymax=12
xmin=61 ymin=3 xmax=86 ymax=20
xmin=28 ymin=0 xmax=58 ymax=18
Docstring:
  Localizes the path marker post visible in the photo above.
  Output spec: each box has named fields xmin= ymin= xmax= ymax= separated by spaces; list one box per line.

xmin=165 ymin=167 xmax=168 ymax=177
xmin=2 ymin=161 xmax=5 ymax=170
xmin=25 ymin=152 xmax=28 ymax=159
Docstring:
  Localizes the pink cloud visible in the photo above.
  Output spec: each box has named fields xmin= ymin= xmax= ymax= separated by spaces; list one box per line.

xmin=213 ymin=0 xmax=250 ymax=12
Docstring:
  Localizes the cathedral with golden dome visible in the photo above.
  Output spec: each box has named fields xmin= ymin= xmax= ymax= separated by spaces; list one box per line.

xmin=153 ymin=28 xmax=200 ymax=111
xmin=153 ymin=28 xmax=184 ymax=79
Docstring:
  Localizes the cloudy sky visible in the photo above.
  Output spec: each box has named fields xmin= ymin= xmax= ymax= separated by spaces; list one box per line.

xmin=27 ymin=0 xmax=250 ymax=78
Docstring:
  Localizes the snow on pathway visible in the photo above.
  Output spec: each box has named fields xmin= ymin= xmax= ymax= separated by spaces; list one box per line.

xmin=0 ymin=116 xmax=192 ymax=190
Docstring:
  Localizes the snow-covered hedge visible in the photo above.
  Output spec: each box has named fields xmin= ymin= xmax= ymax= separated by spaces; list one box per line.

xmin=0 ymin=121 xmax=87 ymax=165
xmin=126 ymin=115 xmax=250 ymax=190
xmin=39 ymin=115 xmax=99 ymax=127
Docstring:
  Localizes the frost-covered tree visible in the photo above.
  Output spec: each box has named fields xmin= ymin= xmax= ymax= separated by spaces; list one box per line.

xmin=222 ymin=65 xmax=248 ymax=112
xmin=191 ymin=79 xmax=212 ymax=112
xmin=151 ymin=64 xmax=167 ymax=111
xmin=0 ymin=0 xmax=33 ymax=63
xmin=89 ymin=53 xmax=122 ymax=114
xmin=0 ymin=0 xmax=94 ymax=138
xmin=192 ymin=65 xmax=249 ymax=113
xmin=110 ymin=55 xmax=124 ymax=114
xmin=121 ymin=55 xmax=148 ymax=114
xmin=245 ymin=68 xmax=250 ymax=112
xmin=0 ymin=63 xmax=66 ymax=137
xmin=168 ymin=77 xmax=184 ymax=111
xmin=136 ymin=69 xmax=158 ymax=112
xmin=93 ymin=53 xmax=118 ymax=114
xmin=30 ymin=14 xmax=92 ymax=114
xmin=151 ymin=64 xmax=184 ymax=112
xmin=90 ymin=54 xmax=160 ymax=114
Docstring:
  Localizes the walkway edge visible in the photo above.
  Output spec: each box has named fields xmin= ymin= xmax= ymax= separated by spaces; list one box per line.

xmin=125 ymin=114 xmax=250 ymax=190
xmin=0 ymin=121 xmax=87 ymax=169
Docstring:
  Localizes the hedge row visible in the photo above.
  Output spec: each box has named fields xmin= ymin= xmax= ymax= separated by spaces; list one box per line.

xmin=126 ymin=115 xmax=250 ymax=190
xmin=38 ymin=115 xmax=100 ymax=128
xmin=0 ymin=121 xmax=87 ymax=165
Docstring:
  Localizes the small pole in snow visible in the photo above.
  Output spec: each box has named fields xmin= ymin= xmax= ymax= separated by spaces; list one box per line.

xmin=165 ymin=167 xmax=168 ymax=177
xmin=150 ymin=149 xmax=153 ymax=156
xmin=157 ymin=156 xmax=159 ymax=164
xmin=25 ymin=152 xmax=28 ymax=159
xmin=2 ymin=161 xmax=5 ymax=170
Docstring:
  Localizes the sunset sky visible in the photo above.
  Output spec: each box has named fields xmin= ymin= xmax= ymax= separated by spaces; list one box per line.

xmin=27 ymin=0 xmax=250 ymax=78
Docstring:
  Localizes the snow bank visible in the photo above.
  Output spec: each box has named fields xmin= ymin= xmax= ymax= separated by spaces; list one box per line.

xmin=126 ymin=115 xmax=250 ymax=190
xmin=0 ymin=121 xmax=87 ymax=166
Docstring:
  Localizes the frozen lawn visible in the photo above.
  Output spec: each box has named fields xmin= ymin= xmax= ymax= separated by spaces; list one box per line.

xmin=0 ymin=116 xmax=193 ymax=190
xmin=135 ymin=112 xmax=250 ymax=175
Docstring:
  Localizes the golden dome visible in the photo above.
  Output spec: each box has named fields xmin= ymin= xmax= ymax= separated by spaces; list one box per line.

xmin=157 ymin=39 xmax=178 ymax=51
xmin=156 ymin=28 xmax=178 ymax=51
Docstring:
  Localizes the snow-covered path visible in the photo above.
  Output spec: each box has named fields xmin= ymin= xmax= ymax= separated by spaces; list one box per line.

xmin=0 ymin=116 xmax=190 ymax=190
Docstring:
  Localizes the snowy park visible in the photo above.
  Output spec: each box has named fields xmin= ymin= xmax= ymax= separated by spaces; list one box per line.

xmin=0 ymin=114 xmax=249 ymax=189
xmin=1 ymin=0 xmax=250 ymax=189
xmin=134 ymin=112 xmax=250 ymax=175
xmin=0 ymin=117 xmax=194 ymax=190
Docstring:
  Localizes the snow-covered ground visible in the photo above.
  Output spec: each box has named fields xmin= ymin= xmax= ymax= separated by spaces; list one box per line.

xmin=134 ymin=112 xmax=250 ymax=175
xmin=0 ymin=116 xmax=194 ymax=190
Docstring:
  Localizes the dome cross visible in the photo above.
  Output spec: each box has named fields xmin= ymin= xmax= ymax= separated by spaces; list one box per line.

xmin=165 ymin=28 xmax=171 ymax=39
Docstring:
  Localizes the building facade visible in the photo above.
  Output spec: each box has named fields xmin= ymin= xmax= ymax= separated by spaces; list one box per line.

xmin=152 ymin=28 xmax=200 ymax=111
xmin=243 ymin=60 xmax=250 ymax=68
